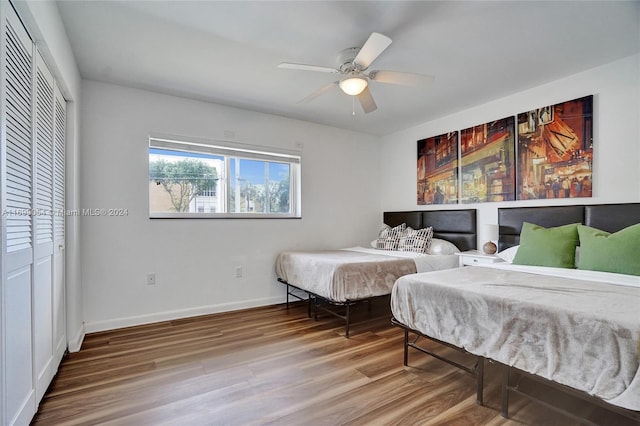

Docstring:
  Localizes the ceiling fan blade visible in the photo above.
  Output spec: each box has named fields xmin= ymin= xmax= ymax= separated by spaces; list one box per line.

xmin=369 ymin=70 xmax=435 ymax=87
xmin=357 ymin=86 xmax=377 ymax=114
xmin=278 ymin=62 xmax=339 ymax=74
xmin=297 ymin=81 xmax=339 ymax=104
xmin=353 ymin=32 xmax=392 ymax=70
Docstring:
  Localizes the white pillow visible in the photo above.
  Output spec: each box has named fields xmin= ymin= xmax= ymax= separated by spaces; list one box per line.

xmin=498 ymin=245 xmax=580 ymax=266
xmin=428 ymin=238 xmax=460 ymax=255
xmin=497 ymin=245 xmax=519 ymax=263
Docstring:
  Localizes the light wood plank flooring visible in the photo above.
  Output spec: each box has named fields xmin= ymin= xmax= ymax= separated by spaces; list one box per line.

xmin=33 ymin=299 xmax=637 ymax=425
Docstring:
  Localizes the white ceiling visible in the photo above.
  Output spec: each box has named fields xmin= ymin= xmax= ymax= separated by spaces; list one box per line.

xmin=56 ymin=1 xmax=640 ymax=136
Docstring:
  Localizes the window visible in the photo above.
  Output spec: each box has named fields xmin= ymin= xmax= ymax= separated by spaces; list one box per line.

xmin=149 ymin=136 xmax=301 ymax=218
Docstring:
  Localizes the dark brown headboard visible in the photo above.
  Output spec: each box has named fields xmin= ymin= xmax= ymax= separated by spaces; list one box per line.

xmin=498 ymin=203 xmax=640 ymax=251
xmin=383 ymin=209 xmax=477 ymax=251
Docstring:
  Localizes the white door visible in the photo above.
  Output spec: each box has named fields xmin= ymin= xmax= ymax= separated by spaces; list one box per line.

xmin=2 ymin=6 xmax=37 ymax=425
xmin=1 ymin=4 xmax=67 ymax=424
xmin=52 ymin=85 xmax=66 ymax=367
xmin=33 ymin=50 xmax=55 ymax=402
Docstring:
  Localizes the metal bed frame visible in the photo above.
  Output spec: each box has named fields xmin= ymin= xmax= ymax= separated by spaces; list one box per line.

xmin=500 ymin=363 xmax=640 ymax=424
xmin=391 ymin=318 xmax=485 ymax=406
xmin=392 ymin=315 xmax=640 ymax=423
xmin=281 ymin=278 xmax=375 ymax=338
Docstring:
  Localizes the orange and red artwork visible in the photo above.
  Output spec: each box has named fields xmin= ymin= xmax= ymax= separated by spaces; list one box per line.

xmin=460 ymin=116 xmax=516 ymax=203
xmin=417 ymin=132 xmax=458 ymax=205
xmin=516 ymin=95 xmax=593 ymax=200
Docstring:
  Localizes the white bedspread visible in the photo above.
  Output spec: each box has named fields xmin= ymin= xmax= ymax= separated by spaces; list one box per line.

xmin=391 ymin=264 xmax=640 ymax=410
xmin=276 ymin=247 xmax=458 ymax=302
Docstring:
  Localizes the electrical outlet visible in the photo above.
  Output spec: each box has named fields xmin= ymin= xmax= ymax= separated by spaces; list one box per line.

xmin=235 ymin=266 xmax=242 ymax=278
xmin=147 ymin=273 xmax=156 ymax=285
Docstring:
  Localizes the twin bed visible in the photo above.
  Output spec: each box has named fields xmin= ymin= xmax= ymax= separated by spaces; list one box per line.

xmin=391 ymin=203 xmax=640 ymax=422
xmin=276 ymin=209 xmax=476 ymax=337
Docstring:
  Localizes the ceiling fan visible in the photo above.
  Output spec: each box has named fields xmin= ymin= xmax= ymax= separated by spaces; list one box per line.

xmin=278 ymin=32 xmax=434 ymax=114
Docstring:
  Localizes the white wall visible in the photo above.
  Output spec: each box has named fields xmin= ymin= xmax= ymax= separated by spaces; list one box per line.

xmin=79 ymin=51 xmax=640 ymax=333
xmin=80 ymin=80 xmax=381 ymax=331
xmin=12 ymin=1 xmax=84 ymax=351
xmin=380 ymin=54 xmax=640 ymax=245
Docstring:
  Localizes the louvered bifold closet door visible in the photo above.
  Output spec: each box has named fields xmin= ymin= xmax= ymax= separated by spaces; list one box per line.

xmin=53 ymin=88 xmax=64 ymax=244
xmin=35 ymin=52 xmax=53 ymax=244
xmin=33 ymin=50 xmax=57 ymax=402
xmin=1 ymin=5 xmax=37 ymax=425
xmin=52 ymin=85 xmax=67 ymax=369
xmin=4 ymin=10 xmax=32 ymax=255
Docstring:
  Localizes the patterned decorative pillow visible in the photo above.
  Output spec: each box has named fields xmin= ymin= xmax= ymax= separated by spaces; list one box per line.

xmin=398 ymin=226 xmax=434 ymax=253
xmin=376 ymin=223 xmax=406 ymax=250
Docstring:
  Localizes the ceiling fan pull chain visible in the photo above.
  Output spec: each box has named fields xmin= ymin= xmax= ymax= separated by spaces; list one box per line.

xmin=352 ymin=96 xmax=356 ymax=116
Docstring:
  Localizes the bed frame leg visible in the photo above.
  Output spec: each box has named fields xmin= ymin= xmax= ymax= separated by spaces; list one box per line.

xmin=501 ymin=364 xmax=510 ymax=418
xmin=314 ymin=297 xmax=318 ymax=321
xmin=286 ymin=284 xmax=290 ymax=309
xmin=476 ymin=357 xmax=484 ymax=406
xmin=345 ymin=304 xmax=350 ymax=338
xmin=403 ymin=329 xmax=409 ymax=366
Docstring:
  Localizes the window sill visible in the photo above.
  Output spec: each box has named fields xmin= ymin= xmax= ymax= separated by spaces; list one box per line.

xmin=149 ymin=212 xmax=302 ymax=219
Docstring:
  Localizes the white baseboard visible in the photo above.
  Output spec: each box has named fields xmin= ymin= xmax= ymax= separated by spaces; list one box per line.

xmin=9 ymin=388 xmax=35 ymax=426
xmin=84 ymin=295 xmax=285 ymax=334
xmin=67 ymin=324 xmax=85 ymax=353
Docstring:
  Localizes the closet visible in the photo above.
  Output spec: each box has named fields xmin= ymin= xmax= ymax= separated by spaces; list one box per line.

xmin=1 ymin=2 xmax=67 ymax=425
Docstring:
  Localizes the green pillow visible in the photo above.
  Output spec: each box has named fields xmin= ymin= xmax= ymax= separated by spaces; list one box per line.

xmin=577 ymin=224 xmax=640 ymax=276
xmin=513 ymin=222 xmax=579 ymax=268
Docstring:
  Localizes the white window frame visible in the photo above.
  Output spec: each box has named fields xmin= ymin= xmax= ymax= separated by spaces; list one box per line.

xmin=149 ymin=134 xmax=301 ymax=219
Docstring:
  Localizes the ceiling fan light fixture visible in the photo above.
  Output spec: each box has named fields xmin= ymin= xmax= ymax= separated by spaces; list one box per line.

xmin=339 ymin=76 xmax=368 ymax=96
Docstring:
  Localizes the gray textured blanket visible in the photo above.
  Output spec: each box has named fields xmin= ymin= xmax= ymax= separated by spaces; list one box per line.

xmin=276 ymin=250 xmax=417 ymax=302
xmin=391 ymin=266 xmax=640 ymax=410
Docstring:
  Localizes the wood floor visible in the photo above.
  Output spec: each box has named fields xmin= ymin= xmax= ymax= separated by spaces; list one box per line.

xmin=33 ymin=299 xmax=636 ymax=425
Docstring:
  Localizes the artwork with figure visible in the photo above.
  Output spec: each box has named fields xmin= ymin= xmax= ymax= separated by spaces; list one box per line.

xmin=516 ymin=95 xmax=593 ymax=200
xmin=460 ymin=117 xmax=516 ymax=203
xmin=417 ymin=132 xmax=458 ymax=205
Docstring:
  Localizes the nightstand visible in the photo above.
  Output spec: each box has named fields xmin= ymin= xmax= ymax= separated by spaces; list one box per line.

xmin=456 ymin=250 xmax=504 ymax=267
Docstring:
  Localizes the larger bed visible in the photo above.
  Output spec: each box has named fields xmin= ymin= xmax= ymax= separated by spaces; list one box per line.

xmin=276 ymin=209 xmax=477 ymax=337
xmin=391 ymin=203 xmax=640 ymax=422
